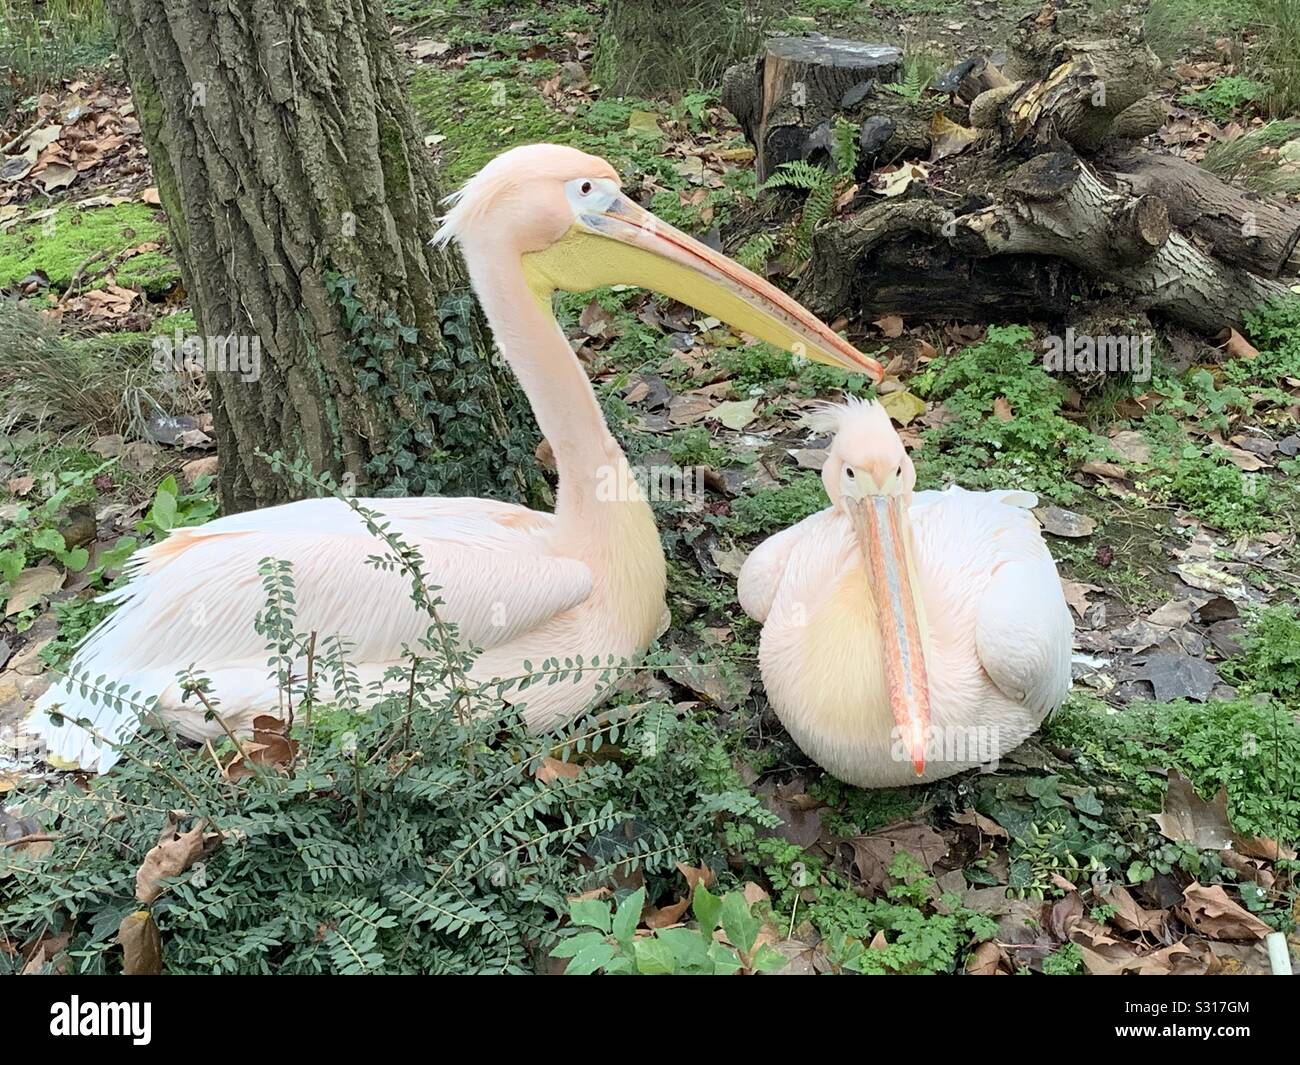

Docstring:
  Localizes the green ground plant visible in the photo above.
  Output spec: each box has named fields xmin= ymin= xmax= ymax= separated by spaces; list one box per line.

xmin=1046 ymin=693 xmax=1300 ymax=845
xmin=0 ymin=459 xmax=777 ymax=974
xmin=1179 ymin=75 xmax=1268 ymax=119
xmin=911 ymin=325 xmax=1100 ymax=502
xmin=551 ymin=883 xmax=784 ymax=974
xmin=0 ymin=0 xmax=114 ymax=113
xmin=728 ymin=470 xmax=827 ymax=535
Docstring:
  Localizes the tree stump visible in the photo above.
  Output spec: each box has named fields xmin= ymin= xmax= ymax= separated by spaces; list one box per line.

xmin=722 ymin=36 xmax=901 ymax=182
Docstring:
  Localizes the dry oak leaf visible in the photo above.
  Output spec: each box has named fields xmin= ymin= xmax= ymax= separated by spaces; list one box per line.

xmin=1180 ymin=882 xmax=1271 ymax=941
xmin=135 ymin=815 xmax=219 ymax=903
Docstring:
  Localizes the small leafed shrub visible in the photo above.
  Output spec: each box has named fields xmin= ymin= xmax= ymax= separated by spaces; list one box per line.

xmin=1 ymin=457 xmax=775 ymax=974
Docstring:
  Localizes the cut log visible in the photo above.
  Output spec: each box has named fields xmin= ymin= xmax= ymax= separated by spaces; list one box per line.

xmin=994 ymin=39 xmax=1165 ymax=152
xmin=801 ymin=151 xmax=1291 ymax=333
xmin=726 ymin=18 xmax=1298 ymax=335
xmin=1114 ymin=151 xmax=1300 ymax=278
xmin=722 ymin=35 xmax=901 ymax=181
xmin=958 ymin=57 xmax=1012 ymax=103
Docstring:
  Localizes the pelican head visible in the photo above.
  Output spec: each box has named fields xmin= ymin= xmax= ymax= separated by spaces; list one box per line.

xmin=434 ymin=144 xmax=883 ymax=379
xmin=809 ymin=398 xmax=930 ymax=776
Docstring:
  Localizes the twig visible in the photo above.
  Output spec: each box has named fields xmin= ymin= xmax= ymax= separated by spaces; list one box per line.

xmin=62 ymin=249 xmax=109 ymax=299
xmin=186 ymin=684 xmax=268 ymax=785
xmin=0 ymin=119 xmax=41 ymax=155
xmin=1 ymin=833 xmax=60 ymax=848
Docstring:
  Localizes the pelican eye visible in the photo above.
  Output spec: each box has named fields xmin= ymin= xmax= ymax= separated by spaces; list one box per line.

xmin=845 ymin=468 xmax=856 ymax=480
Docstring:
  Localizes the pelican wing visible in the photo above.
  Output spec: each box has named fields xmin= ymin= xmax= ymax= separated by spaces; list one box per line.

xmin=30 ymin=497 xmax=593 ymax=770
xmin=737 ymin=509 xmax=836 ymax=623
xmin=915 ymin=488 xmax=1072 ymax=717
xmin=103 ymin=497 xmax=594 ymax=665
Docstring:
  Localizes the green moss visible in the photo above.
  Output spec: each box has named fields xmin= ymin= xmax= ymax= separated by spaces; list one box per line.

xmin=0 ymin=203 xmax=175 ymax=292
xmin=377 ymin=115 xmax=410 ymax=191
xmin=114 ymin=250 xmax=180 ymax=295
xmin=149 ymin=309 xmax=196 ymax=336
xmin=407 ymin=64 xmax=573 ymax=186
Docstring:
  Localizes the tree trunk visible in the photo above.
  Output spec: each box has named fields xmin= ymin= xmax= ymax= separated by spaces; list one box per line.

xmin=109 ymin=0 xmax=540 ymax=512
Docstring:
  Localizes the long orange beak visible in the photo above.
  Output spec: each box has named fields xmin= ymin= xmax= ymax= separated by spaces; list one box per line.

xmin=846 ymin=492 xmax=931 ymax=776
xmin=523 ymin=191 xmax=884 ymax=379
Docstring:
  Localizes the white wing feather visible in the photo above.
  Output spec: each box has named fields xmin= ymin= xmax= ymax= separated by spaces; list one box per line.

xmin=30 ymin=498 xmax=593 ymax=771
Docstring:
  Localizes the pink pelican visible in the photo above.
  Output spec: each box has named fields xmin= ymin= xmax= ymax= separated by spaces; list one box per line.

xmin=738 ymin=399 xmax=1072 ymax=787
xmin=31 ymin=144 xmax=883 ymax=772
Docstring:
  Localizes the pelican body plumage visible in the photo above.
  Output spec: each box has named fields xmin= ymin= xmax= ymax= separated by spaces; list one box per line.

xmin=738 ymin=398 xmax=1074 ymax=787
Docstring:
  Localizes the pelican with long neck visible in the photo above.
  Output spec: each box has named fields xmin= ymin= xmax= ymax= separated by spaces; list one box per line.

xmin=28 ymin=144 xmax=883 ymax=773
xmin=434 ymin=144 xmax=884 ymax=625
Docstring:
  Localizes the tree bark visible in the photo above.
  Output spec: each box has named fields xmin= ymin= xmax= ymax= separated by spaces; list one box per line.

xmin=723 ymin=36 xmax=901 ymax=182
xmin=109 ymin=0 xmax=540 ymax=512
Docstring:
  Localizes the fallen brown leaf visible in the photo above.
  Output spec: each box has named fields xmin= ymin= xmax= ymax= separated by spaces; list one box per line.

xmin=118 ymin=911 xmax=163 ymax=975
xmin=1218 ymin=327 xmax=1258 ymax=360
xmin=873 ymin=314 xmax=904 ymax=338
xmin=1180 ymin=882 xmax=1271 ymax=941
xmin=1154 ymin=770 xmax=1234 ymax=850
xmin=964 ymin=939 xmax=1009 ymax=975
xmin=536 ymin=756 xmax=582 ymax=784
xmin=135 ymin=814 xmax=219 ymax=903
xmin=952 ymin=808 xmax=1008 ymax=839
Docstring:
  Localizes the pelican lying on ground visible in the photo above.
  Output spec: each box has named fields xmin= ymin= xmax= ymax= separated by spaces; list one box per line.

xmin=738 ymin=399 xmax=1072 ymax=787
xmin=31 ymin=143 xmax=883 ymax=772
